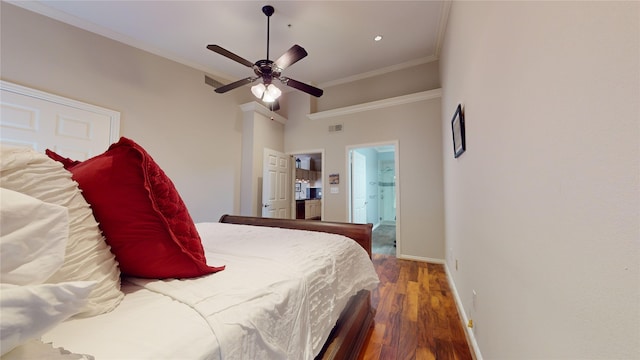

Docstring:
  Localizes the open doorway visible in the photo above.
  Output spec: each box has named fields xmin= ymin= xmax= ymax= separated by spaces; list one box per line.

xmin=347 ymin=142 xmax=399 ymax=257
xmin=291 ymin=151 xmax=323 ymax=220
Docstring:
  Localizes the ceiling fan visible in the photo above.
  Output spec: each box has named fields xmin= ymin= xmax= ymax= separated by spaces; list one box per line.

xmin=204 ymin=5 xmax=323 ymax=110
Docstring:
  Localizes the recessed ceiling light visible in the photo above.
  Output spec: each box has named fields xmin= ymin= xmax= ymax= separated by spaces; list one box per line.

xmin=374 ymin=35 xmax=383 ymax=42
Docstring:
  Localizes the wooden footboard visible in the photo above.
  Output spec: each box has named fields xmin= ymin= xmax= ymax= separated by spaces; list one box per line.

xmin=218 ymin=215 xmax=373 ymax=257
xmin=218 ymin=215 xmax=375 ymax=360
xmin=315 ymin=289 xmax=374 ymax=360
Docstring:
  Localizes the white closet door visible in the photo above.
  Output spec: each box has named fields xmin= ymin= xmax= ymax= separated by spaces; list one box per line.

xmin=262 ymin=148 xmax=292 ymax=219
xmin=0 ymin=81 xmax=120 ymax=160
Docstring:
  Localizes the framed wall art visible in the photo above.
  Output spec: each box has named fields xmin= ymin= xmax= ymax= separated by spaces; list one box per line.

xmin=451 ymin=104 xmax=466 ymax=158
xmin=329 ymin=173 xmax=340 ymax=185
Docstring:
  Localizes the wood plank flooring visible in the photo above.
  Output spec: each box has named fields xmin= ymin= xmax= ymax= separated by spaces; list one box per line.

xmin=358 ymin=254 xmax=473 ymax=360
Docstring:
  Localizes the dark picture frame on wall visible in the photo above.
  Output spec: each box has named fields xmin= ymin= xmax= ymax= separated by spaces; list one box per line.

xmin=451 ymin=104 xmax=466 ymax=158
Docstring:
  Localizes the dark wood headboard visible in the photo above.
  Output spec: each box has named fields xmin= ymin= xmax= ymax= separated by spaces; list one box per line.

xmin=218 ymin=215 xmax=373 ymax=258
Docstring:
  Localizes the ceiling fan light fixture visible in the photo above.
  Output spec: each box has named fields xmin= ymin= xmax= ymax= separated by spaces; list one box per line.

xmin=251 ymin=83 xmax=281 ymax=103
xmin=262 ymin=93 xmax=276 ymax=103
xmin=265 ymin=84 xmax=282 ymax=100
xmin=251 ymin=83 xmax=266 ymax=98
xmin=206 ymin=5 xmax=323 ymax=100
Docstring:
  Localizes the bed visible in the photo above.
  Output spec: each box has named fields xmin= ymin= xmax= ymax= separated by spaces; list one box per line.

xmin=0 ymin=139 xmax=379 ymax=360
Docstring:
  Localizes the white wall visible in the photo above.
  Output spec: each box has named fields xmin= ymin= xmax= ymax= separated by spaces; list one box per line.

xmin=285 ymin=90 xmax=445 ymax=260
xmin=0 ymin=3 xmax=252 ymax=222
xmin=440 ymin=1 xmax=639 ymax=358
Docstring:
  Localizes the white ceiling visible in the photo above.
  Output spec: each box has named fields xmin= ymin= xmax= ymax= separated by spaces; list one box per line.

xmin=10 ymin=1 xmax=449 ymax=89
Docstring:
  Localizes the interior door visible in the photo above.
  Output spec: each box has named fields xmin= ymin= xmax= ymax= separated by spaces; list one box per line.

xmin=262 ymin=148 xmax=292 ymax=218
xmin=351 ymin=150 xmax=367 ymax=224
xmin=0 ymin=81 xmax=120 ymax=158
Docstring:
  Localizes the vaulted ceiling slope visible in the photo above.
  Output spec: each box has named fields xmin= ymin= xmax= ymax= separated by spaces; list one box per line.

xmin=10 ymin=1 xmax=450 ymax=88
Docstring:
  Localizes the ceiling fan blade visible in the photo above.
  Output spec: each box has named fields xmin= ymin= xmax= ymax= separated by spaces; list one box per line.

xmin=280 ymin=77 xmax=324 ymax=98
xmin=207 ymin=45 xmax=254 ymax=68
xmin=204 ymin=75 xmax=224 ymax=88
xmin=274 ymin=45 xmax=308 ymax=71
xmin=214 ymin=77 xmax=256 ymax=93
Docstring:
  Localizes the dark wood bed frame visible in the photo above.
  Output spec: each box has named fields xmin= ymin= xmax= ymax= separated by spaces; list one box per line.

xmin=219 ymin=215 xmax=375 ymax=360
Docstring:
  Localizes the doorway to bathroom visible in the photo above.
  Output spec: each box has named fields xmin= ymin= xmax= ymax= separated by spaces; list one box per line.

xmin=347 ymin=142 xmax=398 ymax=257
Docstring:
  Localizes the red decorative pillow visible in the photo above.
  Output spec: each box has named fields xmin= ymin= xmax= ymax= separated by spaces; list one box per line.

xmin=47 ymin=137 xmax=224 ymax=278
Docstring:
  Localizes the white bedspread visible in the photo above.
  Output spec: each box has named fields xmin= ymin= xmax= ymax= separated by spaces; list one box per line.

xmin=42 ymin=222 xmax=379 ymax=360
xmin=132 ymin=223 xmax=379 ymax=359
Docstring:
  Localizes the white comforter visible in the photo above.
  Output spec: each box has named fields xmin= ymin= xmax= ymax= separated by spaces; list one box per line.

xmin=42 ymin=222 xmax=379 ymax=360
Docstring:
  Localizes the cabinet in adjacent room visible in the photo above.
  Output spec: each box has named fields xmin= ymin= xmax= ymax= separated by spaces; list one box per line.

xmin=304 ymin=199 xmax=321 ymax=220
xmin=295 ymin=168 xmax=309 ymax=181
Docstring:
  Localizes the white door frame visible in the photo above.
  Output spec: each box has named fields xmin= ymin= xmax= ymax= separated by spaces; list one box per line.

xmin=346 ymin=141 xmax=401 ymax=256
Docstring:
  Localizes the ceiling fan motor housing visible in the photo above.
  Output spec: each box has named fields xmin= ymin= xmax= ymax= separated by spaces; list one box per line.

xmin=205 ymin=4 xmax=323 ymax=98
xmin=262 ymin=5 xmax=275 ymax=17
xmin=254 ymin=59 xmax=281 ymax=85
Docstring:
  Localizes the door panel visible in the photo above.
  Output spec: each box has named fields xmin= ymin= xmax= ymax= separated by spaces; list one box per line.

xmin=262 ymin=148 xmax=292 ymax=218
xmin=0 ymin=81 xmax=119 ymax=158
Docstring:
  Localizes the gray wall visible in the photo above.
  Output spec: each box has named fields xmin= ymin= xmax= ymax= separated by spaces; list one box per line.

xmin=285 ymin=89 xmax=445 ymax=261
xmin=1 ymin=3 xmax=251 ymax=222
xmin=317 ymin=61 xmax=441 ymax=111
xmin=440 ymin=1 xmax=639 ymax=358
xmin=1 ymin=3 xmax=447 ymax=263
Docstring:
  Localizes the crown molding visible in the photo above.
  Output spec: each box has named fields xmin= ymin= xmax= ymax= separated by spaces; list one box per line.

xmin=435 ymin=0 xmax=453 ymax=59
xmin=307 ymin=88 xmax=442 ymax=121
xmin=319 ymin=56 xmax=438 ymax=89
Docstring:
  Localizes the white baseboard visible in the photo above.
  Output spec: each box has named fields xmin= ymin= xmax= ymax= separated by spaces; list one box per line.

xmin=444 ymin=264 xmax=483 ymax=360
xmin=396 ymin=254 xmax=445 ymax=264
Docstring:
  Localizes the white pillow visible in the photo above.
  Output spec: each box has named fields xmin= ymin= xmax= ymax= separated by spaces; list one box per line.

xmin=0 ymin=188 xmax=69 ymax=285
xmin=0 ymin=281 xmax=96 ymax=356
xmin=0 ymin=146 xmax=123 ymax=317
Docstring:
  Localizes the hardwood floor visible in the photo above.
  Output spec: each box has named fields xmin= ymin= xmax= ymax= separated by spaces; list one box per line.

xmin=358 ymin=254 xmax=473 ymax=360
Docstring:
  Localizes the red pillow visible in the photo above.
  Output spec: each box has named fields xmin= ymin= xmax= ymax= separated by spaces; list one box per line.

xmin=47 ymin=137 xmax=224 ymax=278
